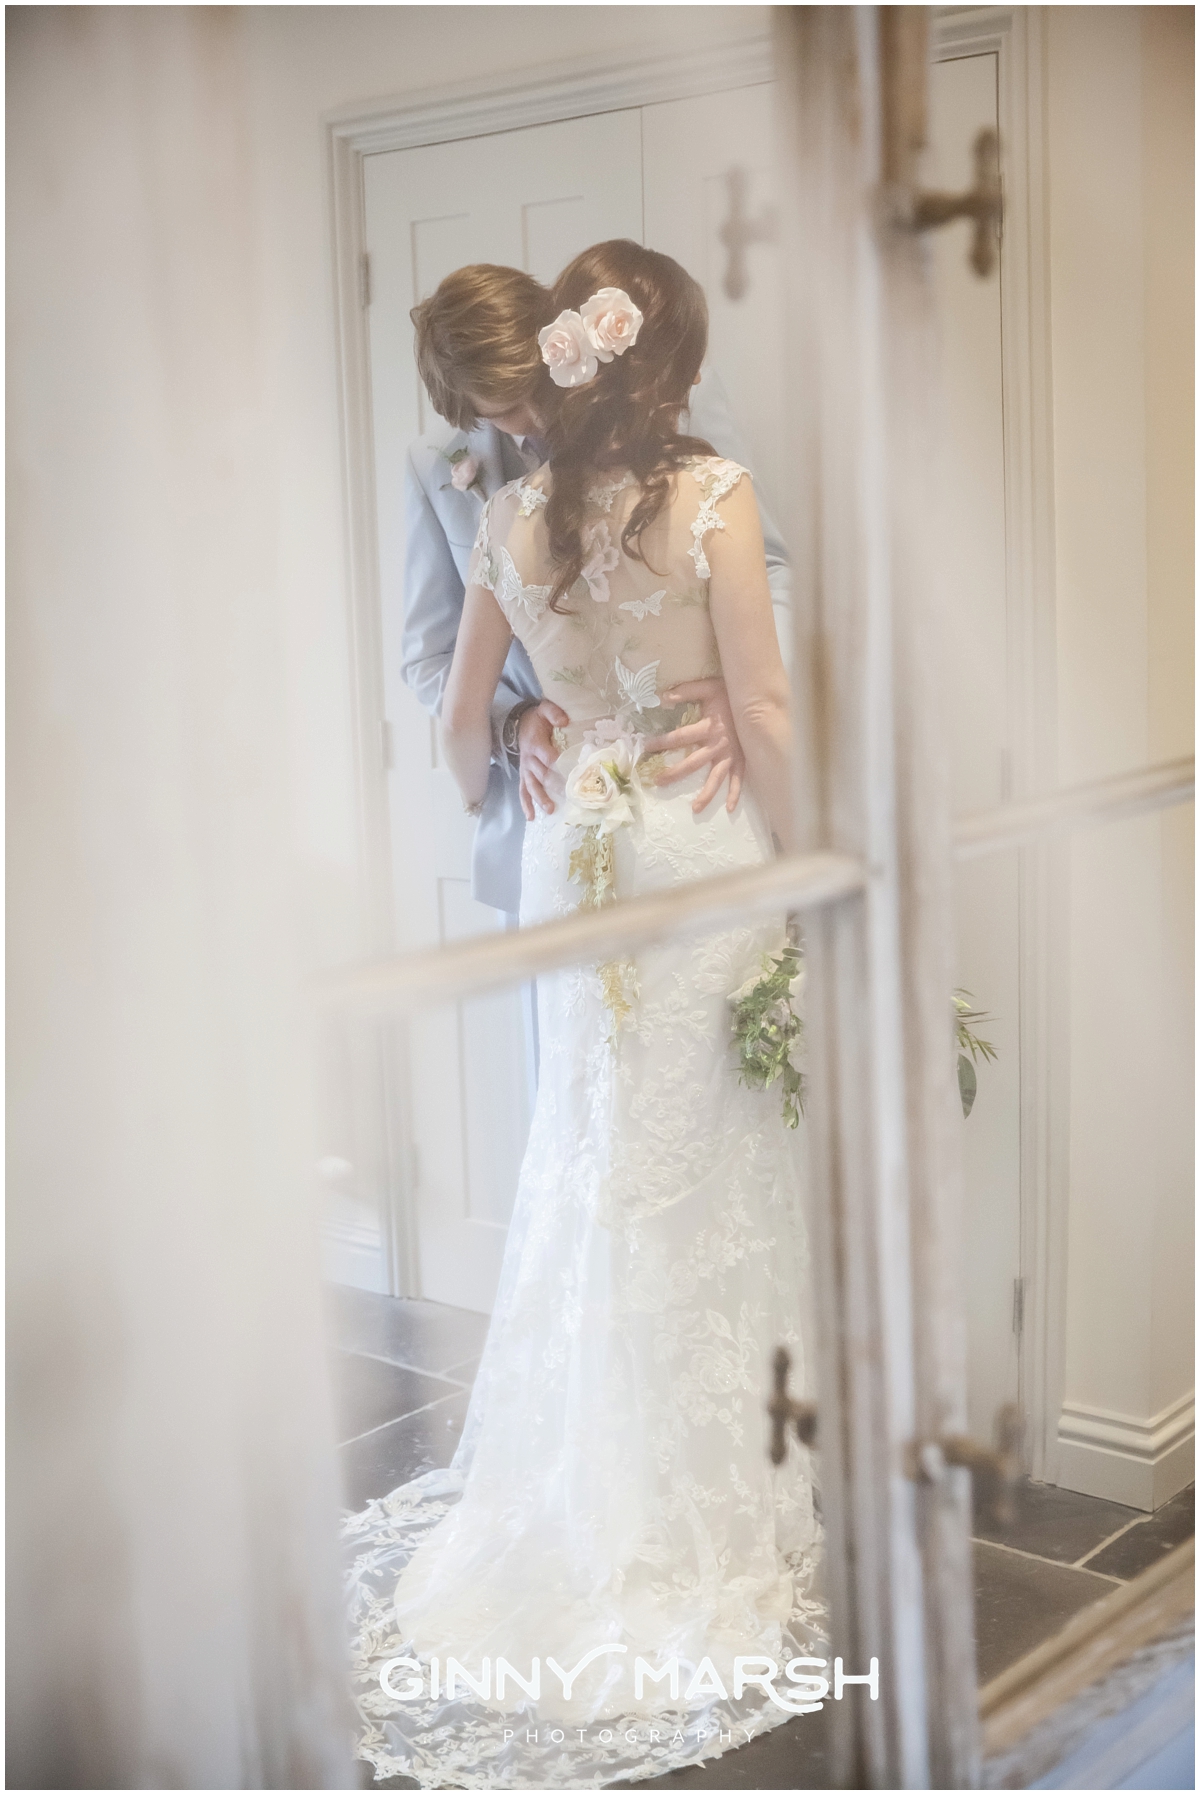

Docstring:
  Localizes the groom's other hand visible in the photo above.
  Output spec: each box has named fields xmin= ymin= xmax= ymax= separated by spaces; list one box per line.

xmin=645 ymin=677 xmax=747 ymax=815
xmin=518 ymin=699 xmax=569 ymax=820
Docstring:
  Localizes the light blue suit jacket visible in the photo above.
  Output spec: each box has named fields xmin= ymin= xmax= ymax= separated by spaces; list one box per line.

xmin=400 ymin=367 xmax=792 ymax=914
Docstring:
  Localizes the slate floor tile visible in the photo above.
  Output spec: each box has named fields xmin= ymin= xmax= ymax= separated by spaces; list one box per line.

xmin=973 ymin=1540 xmax=1118 ymax=1684
xmin=330 ymin=1349 xmax=458 ymax=1445
xmin=974 ymin=1475 xmax=1142 ymax=1565
xmin=1082 ymin=1483 xmax=1195 ymax=1580
xmin=339 ymin=1387 xmax=471 ymax=1510
xmin=442 ymin=1352 xmax=483 ymax=1385
xmin=326 ymin=1282 xmax=490 ymax=1378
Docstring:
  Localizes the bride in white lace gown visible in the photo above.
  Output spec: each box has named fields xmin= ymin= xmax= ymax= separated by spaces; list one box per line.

xmin=343 ymin=242 xmax=823 ymax=1789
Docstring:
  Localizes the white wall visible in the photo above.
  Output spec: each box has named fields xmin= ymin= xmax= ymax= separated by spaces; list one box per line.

xmin=1048 ymin=6 xmax=1194 ymax=1507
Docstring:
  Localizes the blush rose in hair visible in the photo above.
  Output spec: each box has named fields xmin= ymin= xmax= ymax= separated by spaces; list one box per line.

xmin=538 ymin=310 xmax=599 ymax=388
xmin=579 ymin=287 xmax=644 ymax=360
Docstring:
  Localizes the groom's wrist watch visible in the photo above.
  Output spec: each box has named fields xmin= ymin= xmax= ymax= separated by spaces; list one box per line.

xmin=501 ymin=699 xmax=538 ymax=765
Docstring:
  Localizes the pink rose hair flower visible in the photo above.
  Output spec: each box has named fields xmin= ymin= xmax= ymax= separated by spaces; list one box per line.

xmin=538 ymin=287 xmax=643 ymax=388
xmin=579 ymin=287 xmax=644 ymax=361
xmin=537 ymin=310 xmax=599 ymax=389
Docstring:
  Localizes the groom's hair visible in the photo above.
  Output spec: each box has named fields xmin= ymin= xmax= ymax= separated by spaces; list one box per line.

xmin=411 ymin=265 xmax=554 ymax=430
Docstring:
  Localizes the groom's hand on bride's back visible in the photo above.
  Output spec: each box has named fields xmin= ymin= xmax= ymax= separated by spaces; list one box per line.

xmin=518 ymin=699 xmax=570 ymax=820
xmin=644 ymin=677 xmax=747 ymax=816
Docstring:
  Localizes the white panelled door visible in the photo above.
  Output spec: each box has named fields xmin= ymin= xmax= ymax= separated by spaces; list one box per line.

xmin=642 ymin=84 xmax=786 ymax=523
xmin=359 ymin=75 xmax=1020 ymax=1397
xmin=363 ymin=113 xmax=643 ymax=1311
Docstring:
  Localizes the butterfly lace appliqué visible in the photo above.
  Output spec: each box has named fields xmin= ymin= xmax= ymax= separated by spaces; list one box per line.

xmin=620 ymin=588 xmax=666 ymax=622
xmin=615 ymin=657 xmax=660 ymax=712
xmin=581 ymin=521 xmax=620 ymax=604
xmin=497 ymin=543 xmax=552 ymax=623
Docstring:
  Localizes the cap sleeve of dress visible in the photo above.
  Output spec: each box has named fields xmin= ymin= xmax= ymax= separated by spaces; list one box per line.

xmin=467 ymin=496 xmax=501 ymax=594
xmin=467 ymin=484 xmax=553 ymax=633
xmin=686 ymin=457 xmax=752 ymax=581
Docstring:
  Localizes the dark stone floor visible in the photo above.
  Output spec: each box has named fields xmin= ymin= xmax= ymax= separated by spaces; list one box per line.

xmin=328 ymin=1285 xmax=1194 ymax=1790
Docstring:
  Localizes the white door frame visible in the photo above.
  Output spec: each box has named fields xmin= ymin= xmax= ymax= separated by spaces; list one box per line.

xmin=324 ymin=13 xmax=1064 ymax=1479
xmin=323 ymin=32 xmax=774 ymax=1302
xmin=932 ymin=7 xmax=1064 ymax=1484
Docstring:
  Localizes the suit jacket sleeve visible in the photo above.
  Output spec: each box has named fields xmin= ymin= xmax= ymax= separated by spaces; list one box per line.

xmin=401 ymin=447 xmax=530 ymax=752
xmin=685 ymin=366 xmax=794 ymax=670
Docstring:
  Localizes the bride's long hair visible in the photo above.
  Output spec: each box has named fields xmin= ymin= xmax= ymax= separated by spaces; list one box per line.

xmin=542 ymin=241 xmax=714 ymax=611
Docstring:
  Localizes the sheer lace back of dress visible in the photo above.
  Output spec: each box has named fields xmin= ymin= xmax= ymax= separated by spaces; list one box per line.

xmin=470 ymin=457 xmax=749 ymax=742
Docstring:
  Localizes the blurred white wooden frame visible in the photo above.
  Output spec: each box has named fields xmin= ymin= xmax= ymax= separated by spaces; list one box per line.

xmin=318 ymin=758 xmax=1194 ymax=1015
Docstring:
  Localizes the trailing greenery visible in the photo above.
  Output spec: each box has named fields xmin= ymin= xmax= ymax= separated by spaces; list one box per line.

xmin=730 ymin=958 xmax=998 ymax=1127
xmin=729 ymin=944 xmax=806 ymax=1129
xmin=954 ymin=989 xmax=997 ymax=1118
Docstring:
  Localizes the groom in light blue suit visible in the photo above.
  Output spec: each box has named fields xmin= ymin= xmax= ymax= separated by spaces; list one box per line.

xmin=401 ymin=264 xmax=792 ymax=925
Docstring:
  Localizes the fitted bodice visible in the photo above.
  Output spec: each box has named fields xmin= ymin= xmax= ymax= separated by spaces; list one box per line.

xmin=469 ymin=456 xmax=750 ymax=742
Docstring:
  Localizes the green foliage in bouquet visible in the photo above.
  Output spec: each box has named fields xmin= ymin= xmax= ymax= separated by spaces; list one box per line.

xmin=954 ymin=990 xmax=997 ymax=1119
xmin=729 ymin=944 xmax=806 ymax=1129
xmin=731 ymin=957 xmax=997 ymax=1127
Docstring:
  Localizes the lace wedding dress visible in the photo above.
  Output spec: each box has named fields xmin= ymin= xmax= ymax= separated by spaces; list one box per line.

xmin=342 ymin=459 xmax=824 ymax=1789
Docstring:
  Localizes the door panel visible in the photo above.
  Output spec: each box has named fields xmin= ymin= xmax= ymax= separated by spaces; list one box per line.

xmin=928 ymin=51 xmax=1022 ymax=1440
xmin=362 ymin=113 xmax=643 ymax=1307
xmin=642 ymin=85 xmax=786 ymax=523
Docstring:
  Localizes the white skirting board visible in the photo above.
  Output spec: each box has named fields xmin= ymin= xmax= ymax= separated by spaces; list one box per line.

xmin=1056 ymin=1391 xmax=1195 ymax=1511
xmin=320 ymin=1218 xmax=388 ymax=1295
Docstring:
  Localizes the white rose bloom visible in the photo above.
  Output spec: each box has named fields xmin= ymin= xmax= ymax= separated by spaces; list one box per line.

xmin=538 ymin=310 xmax=598 ymax=388
xmin=563 ymin=739 xmax=640 ymax=833
xmin=579 ymin=287 xmax=644 ymax=361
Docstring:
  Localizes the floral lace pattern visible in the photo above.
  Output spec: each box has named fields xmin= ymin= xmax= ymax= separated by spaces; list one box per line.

xmin=516 ymin=478 xmax=549 ymax=517
xmin=588 ymin=468 xmax=636 ymax=512
xmin=342 ymin=773 xmax=823 ymax=1787
xmin=687 ymin=458 xmax=746 ymax=580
